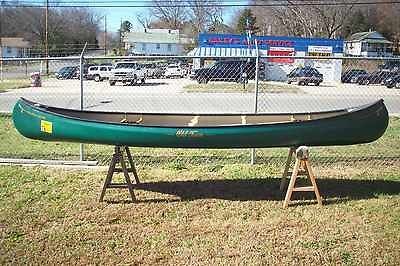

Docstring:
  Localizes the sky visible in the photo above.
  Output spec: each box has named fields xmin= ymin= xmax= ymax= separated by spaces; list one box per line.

xmin=11 ymin=0 xmax=243 ymax=33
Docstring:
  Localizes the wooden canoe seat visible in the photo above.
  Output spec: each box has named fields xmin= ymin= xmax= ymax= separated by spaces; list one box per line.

xmin=188 ymin=115 xmax=200 ymax=126
xmin=135 ymin=117 xmax=143 ymax=124
xmin=120 ymin=113 xmax=129 ymax=123
xmin=241 ymin=115 xmax=247 ymax=125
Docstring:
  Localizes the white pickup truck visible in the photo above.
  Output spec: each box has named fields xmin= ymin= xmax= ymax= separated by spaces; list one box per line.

xmin=164 ymin=64 xmax=184 ymax=78
xmin=109 ymin=61 xmax=146 ymax=86
xmin=87 ymin=65 xmax=113 ymax=82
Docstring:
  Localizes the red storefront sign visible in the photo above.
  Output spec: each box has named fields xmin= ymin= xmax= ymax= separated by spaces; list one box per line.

xmin=267 ymin=47 xmax=295 ymax=63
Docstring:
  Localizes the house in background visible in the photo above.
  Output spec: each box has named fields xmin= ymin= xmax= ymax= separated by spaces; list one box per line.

xmin=344 ymin=31 xmax=392 ymax=57
xmin=123 ymin=28 xmax=192 ymax=56
xmin=0 ymin=37 xmax=31 ymax=58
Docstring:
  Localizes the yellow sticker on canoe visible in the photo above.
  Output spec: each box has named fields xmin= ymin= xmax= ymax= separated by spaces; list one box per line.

xmin=40 ymin=120 xmax=52 ymax=134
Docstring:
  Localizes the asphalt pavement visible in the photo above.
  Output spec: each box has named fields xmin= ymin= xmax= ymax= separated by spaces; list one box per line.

xmin=1 ymin=78 xmax=399 ymax=115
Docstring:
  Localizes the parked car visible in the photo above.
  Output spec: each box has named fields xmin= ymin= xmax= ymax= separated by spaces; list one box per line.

xmin=55 ymin=66 xmax=79 ymax=79
xmin=193 ymin=60 xmax=259 ymax=84
xmin=87 ymin=65 xmax=114 ymax=82
xmin=379 ymin=60 xmax=400 ymax=72
xmin=341 ymin=69 xmax=367 ymax=83
xmin=383 ymin=74 xmax=400 ymax=88
xmin=153 ymin=66 xmax=165 ymax=78
xmin=189 ymin=68 xmax=200 ymax=80
xmin=143 ymin=63 xmax=158 ymax=78
xmin=178 ymin=62 xmax=190 ymax=76
xmin=164 ymin=64 xmax=184 ymax=78
xmin=287 ymin=66 xmax=323 ymax=86
xmin=109 ymin=61 xmax=146 ymax=86
xmin=357 ymin=71 xmax=397 ymax=85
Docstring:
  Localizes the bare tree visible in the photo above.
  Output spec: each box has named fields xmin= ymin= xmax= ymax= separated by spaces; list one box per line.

xmin=137 ymin=14 xmax=153 ymax=29
xmin=251 ymin=0 xmax=356 ymax=38
xmin=1 ymin=3 xmax=99 ymax=55
xmin=310 ymin=1 xmax=356 ymax=38
xmin=150 ymin=0 xmax=187 ymax=29
xmin=187 ymin=0 xmax=223 ymax=34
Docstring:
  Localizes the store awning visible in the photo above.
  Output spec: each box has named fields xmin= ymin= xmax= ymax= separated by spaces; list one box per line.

xmin=187 ymin=47 xmax=259 ymax=57
xmin=363 ymin=39 xmax=393 ymax=44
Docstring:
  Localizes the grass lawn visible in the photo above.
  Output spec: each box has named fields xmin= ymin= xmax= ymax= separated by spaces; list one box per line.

xmin=0 ymin=79 xmax=30 ymax=92
xmin=184 ymin=81 xmax=303 ymax=94
xmin=0 ymin=164 xmax=399 ymax=265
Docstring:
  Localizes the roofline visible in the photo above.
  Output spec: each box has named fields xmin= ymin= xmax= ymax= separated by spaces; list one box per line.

xmin=345 ymin=39 xmax=393 ymax=44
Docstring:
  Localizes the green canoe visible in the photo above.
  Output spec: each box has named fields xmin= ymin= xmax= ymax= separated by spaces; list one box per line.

xmin=12 ymin=98 xmax=388 ymax=148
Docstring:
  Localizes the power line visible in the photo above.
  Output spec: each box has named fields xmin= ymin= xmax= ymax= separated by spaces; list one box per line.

xmin=1 ymin=0 xmax=400 ymax=8
xmin=0 ymin=0 xmax=386 ymax=2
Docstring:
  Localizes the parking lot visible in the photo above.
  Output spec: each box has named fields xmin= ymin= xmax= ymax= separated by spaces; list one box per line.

xmin=1 ymin=76 xmax=400 ymax=115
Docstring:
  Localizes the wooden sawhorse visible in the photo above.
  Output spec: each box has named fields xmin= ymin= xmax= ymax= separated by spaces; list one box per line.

xmin=99 ymin=146 xmax=140 ymax=202
xmin=280 ymin=146 xmax=322 ymax=207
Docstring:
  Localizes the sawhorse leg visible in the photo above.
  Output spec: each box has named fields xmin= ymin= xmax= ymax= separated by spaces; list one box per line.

xmin=282 ymin=146 xmax=322 ymax=207
xmin=280 ymin=147 xmax=295 ymax=191
xmin=124 ymin=146 xmax=140 ymax=184
xmin=99 ymin=146 xmax=140 ymax=202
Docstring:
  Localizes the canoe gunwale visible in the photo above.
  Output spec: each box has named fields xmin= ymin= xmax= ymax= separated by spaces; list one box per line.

xmin=18 ymin=97 xmax=385 ymax=129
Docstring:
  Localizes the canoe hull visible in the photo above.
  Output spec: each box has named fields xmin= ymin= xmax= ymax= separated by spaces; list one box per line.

xmin=12 ymin=99 xmax=389 ymax=148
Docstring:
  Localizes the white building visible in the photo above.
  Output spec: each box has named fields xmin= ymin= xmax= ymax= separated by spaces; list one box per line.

xmin=123 ymin=29 xmax=192 ymax=56
xmin=344 ymin=31 xmax=392 ymax=57
xmin=0 ymin=37 xmax=31 ymax=58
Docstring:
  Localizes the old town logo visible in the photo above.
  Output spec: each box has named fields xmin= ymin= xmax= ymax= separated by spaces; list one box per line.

xmin=176 ymin=129 xmax=204 ymax=138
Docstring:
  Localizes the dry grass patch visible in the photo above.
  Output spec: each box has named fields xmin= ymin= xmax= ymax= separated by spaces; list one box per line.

xmin=184 ymin=81 xmax=303 ymax=94
xmin=0 ymin=79 xmax=30 ymax=92
xmin=0 ymin=165 xmax=399 ymax=265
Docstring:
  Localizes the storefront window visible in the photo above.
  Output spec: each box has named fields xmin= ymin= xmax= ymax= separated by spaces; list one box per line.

xmin=361 ymin=42 xmax=367 ymax=52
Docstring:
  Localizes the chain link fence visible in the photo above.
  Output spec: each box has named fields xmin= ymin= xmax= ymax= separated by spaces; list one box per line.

xmin=1 ymin=54 xmax=399 ymax=172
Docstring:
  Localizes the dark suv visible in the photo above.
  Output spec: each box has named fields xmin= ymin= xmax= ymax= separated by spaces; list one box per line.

xmin=287 ymin=66 xmax=323 ymax=86
xmin=383 ymin=74 xmax=400 ymax=88
xmin=379 ymin=60 xmax=400 ymax=72
xmin=55 ymin=66 xmax=79 ymax=79
xmin=341 ymin=69 xmax=367 ymax=83
xmin=357 ymin=71 xmax=397 ymax=85
xmin=193 ymin=60 xmax=259 ymax=84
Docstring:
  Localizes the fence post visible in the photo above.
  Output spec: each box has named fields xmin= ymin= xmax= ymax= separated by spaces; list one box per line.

xmin=79 ymin=43 xmax=88 ymax=161
xmin=250 ymin=44 xmax=260 ymax=165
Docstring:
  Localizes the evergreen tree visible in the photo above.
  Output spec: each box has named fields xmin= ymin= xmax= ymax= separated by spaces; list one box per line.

xmin=343 ymin=10 xmax=372 ymax=37
xmin=236 ymin=9 xmax=258 ymax=34
xmin=121 ymin=20 xmax=133 ymax=33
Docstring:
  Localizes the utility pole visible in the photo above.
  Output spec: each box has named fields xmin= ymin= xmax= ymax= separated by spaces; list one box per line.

xmin=0 ymin=2 xmax=3 ymax=81
xmin=45 ymin=0 xmax=49 ymax=75
xmin=0 ymin=2 xmax=2 ymax=54
xmin=119 ymin=18 xmax=122 ymax=55
xmin=104 ymin=16 xmax=107 ymax=56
